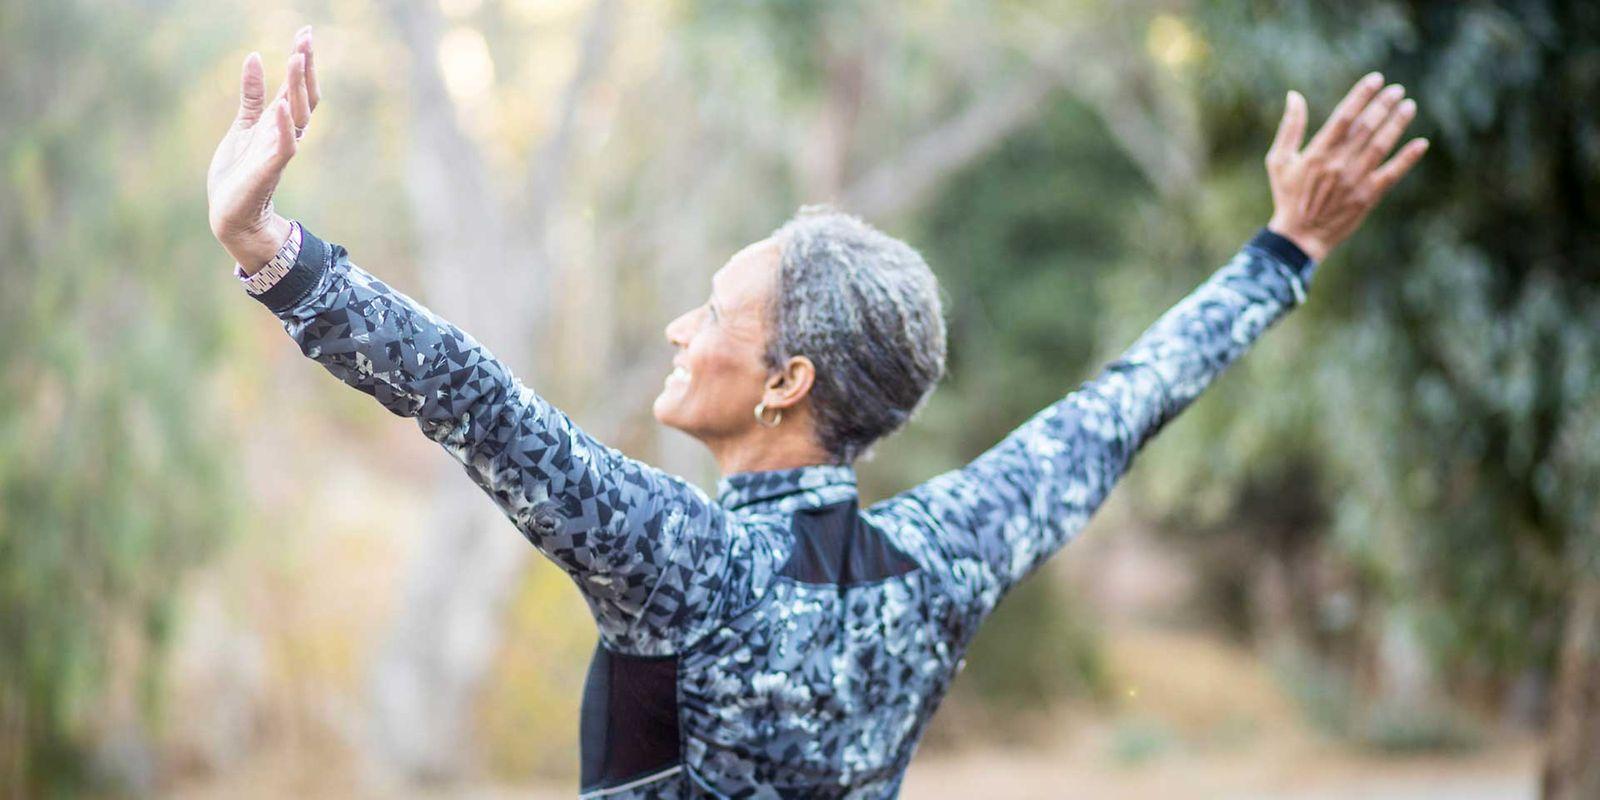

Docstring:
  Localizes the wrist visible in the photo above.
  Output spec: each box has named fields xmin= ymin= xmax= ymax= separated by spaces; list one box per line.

xmin=1266 ymin=216 xmax=1329 ymax=263
xmin=226 ymin=213 xmax=294 ymax=275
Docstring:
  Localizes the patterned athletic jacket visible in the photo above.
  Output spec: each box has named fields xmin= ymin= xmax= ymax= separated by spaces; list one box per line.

xmin=244 ymin=224 xmax=1313 ymax=798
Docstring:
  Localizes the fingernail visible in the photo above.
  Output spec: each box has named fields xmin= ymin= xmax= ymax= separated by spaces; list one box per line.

xmin=1400 ymin=99 xmax=1417 ymax=113
xmin=1387 ymin=84 xmax=1404 ymax=97
xmin=1365 ymin=71 xmax=1383 ymax=86
xmin=1418 ymin=138 xmax=1430 ymax=150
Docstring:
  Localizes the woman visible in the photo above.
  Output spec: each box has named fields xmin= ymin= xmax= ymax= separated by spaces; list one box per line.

xmin=207 ymin=28 xmax=1426 ymax=799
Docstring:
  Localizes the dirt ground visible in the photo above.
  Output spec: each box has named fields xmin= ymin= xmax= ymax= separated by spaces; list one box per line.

xmin=897 ymin=725 xmax=1539 ymax=800
xmin=902 ymin=626 xmax=1541 ymax=800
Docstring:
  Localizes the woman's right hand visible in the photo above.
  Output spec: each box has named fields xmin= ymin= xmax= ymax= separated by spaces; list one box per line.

xmin=207 ymin=26 xmax=320 ymax=273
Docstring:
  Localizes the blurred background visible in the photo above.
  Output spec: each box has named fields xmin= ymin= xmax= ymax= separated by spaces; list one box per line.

xmin=3 ymin=0 xmax=1598 ymax=797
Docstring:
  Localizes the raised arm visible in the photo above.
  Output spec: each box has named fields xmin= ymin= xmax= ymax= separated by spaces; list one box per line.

xmin=873 ymin=73 xmax=1428 ymax=601
xmin=205 ymin=31 xmax=736 ymax=655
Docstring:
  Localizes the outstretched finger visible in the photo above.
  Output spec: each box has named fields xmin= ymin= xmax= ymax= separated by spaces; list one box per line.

xmin=1267 ymin=90 xmax=1307 ymax=162
xmin=271 ymin=98 xmax=297 ymax=167
xmin=1355 ymin=98 xmax=1416 ymax=176
xmin=296 ymin=26 xmax=320 ymax=111
xmin=1367 ymin=137 xmax=1429 ymax=196
xmin=235 ymin=52 xmax=266 ymax=128
xmin=1340 ymin=83 xmax=1405 ymax=162
xmin=287 ymin=52 xmax=311 ymax=133
xmin=1307 ymin=72 xmax=1385 ymax=155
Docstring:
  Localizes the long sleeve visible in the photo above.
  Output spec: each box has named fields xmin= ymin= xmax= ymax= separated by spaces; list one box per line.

xmin=872 ymin=229 xmax=1315 ymax=604
xmin=244 ymin=225 xmax=734 ymax=655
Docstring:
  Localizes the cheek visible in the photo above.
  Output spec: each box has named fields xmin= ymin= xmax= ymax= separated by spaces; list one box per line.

xmin=693 ymin=343 xmax=754 ymax=391
xmin=688 ymin=335 xmax=765 ymax=403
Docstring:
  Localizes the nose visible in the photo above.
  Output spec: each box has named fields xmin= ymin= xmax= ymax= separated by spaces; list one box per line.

xmin=664 ymin=308 xmax=694 ymax=347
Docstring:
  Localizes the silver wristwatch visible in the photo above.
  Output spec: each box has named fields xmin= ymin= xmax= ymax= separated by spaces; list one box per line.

xmin=241 ymin=220 xmax=303 ymax=296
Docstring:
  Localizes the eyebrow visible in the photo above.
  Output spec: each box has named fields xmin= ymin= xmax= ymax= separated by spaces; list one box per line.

xmin=708 ymin=273 xmax=724 ymax=312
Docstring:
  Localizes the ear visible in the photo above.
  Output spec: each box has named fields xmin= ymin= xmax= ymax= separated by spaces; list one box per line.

xmin=763 ymin=355 xmax=815 ymax=411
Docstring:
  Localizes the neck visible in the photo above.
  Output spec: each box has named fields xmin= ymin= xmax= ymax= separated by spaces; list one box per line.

xmin=712 ymin=439 xmax=834 ymax=477
xmin=707 ymin=420 xmax=834 ymax=478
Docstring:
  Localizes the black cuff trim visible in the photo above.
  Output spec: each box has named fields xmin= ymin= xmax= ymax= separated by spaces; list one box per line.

xmin=1247 ymin=228 xmax=1313 ymax=279
xmin=253 ymin=226 xmax=331 ymax=315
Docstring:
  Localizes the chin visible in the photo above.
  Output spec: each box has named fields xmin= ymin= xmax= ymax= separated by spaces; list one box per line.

xmin=654 ymin=395 xmax=718 ymax=445
xmin=651 ymin=391 xmax=683 ymax=430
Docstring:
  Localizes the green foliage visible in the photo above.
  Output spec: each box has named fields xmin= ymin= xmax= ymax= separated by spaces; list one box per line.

xmin=0 ymin=0 xmax=241 ymax=792
xmin=1355 ymin=703 xmax=1482 ymax=754
xmin=959 ymin=577 xmax=1109 ymax=710
xmin=887 ymin=96 xmax=1154 ymax=479
xmin=1270 ymin=644 xmax=1483 ymax=751
xmin=1105 ymin=716 xmax=1178 ymax=766
xmin=683 ymin=0 xmax=996 ymax=102
xmin=1160 ymin=0 xmax=1600 ymax=712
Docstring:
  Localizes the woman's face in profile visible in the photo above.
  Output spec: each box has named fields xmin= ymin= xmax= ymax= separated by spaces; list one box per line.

xmin=653 ymin=238 xmax=782 ymax=443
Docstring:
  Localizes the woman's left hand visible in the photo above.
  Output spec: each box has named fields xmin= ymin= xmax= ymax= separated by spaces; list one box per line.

xmin=1264 ymin=72 xmax=1428 ymax=262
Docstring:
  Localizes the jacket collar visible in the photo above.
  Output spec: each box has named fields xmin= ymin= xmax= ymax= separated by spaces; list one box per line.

xmin=717 ymin=464 xmax=858 ymax=512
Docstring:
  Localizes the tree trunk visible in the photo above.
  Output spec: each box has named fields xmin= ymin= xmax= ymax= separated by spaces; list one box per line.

xmin=1541 ymin=575 xmax=1600 ymax=800
xmin=363 ymin=0 xmax=615 ymax=783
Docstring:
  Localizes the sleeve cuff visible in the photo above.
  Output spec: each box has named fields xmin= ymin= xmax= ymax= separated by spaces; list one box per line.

xmin=1246 ymin=227 xmax=1316 ymax=302
xmin=247 ymin=225 xmax=331 ymax=315
xmin=1248 ymin=227 xmax=1313 ymax=275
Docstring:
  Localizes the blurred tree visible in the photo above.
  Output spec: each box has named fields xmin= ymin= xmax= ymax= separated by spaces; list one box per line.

xmin=1136 ymin=1 xmax=1599 ymax=792
xmin=0 ymin=0 xmax=240 ymax=794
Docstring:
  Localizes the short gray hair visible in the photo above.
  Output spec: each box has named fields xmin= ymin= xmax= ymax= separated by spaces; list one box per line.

xmin=767 ymin=206 xmax=947 ymax=463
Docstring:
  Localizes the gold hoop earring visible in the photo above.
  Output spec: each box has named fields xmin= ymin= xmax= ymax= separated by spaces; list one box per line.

xmin=754 ymin=401 xmax=783 ymax=428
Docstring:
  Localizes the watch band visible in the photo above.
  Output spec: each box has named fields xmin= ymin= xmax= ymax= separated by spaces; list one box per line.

xmin=239 ymin=220 xmax=303 ymax=296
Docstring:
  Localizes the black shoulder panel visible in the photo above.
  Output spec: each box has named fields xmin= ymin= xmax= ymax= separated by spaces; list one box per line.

xmin=778 ymin=499 xmax=919 ymax=586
